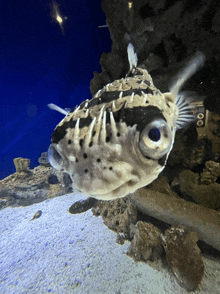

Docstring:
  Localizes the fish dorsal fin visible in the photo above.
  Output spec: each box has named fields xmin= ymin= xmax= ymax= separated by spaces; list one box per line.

xmin=127 ymin=43 xmax=138 ymax=71
xmin=170 ymin=52 xmax=205 ymax=98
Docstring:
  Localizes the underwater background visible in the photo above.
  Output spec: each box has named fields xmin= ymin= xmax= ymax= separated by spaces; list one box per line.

xmin=1 ymin=0 xmax=111 ymax=180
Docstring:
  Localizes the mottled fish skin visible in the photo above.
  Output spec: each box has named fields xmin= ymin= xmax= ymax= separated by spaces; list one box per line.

xmin=48 ymin=44 xmax=204 ymax=200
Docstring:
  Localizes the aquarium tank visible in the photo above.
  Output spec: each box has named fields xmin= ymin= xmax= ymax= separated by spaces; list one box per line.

xmin=0 ymin=0 xmax=111 ymax=180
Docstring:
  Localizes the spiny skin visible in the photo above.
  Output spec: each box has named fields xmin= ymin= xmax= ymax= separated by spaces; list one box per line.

xmin=48 ymin=66 xmax=178 ymax=200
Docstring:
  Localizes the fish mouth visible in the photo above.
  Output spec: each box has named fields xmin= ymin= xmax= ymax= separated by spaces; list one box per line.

xmin=87 ymin=178 xmax=140 ymax=200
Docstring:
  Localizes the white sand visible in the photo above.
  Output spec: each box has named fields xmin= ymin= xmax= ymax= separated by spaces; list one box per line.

xmin=0 ymin=192 xmax=219 ymax=294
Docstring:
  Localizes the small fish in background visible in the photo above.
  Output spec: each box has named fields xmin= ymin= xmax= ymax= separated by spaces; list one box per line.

xmin=30 ymin=210 xmax=42 ymax=221
xmin=50 ymin=1 xmax=68 ymax=35
xmin=47 ymin=43 xmax=205 ymax=200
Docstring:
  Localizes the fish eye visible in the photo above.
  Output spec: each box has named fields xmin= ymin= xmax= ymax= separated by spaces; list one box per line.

xmin=48 ymin=144 xmax=64 ymax=170
xmin=138 ymin=119 xmax=172 ymax=160
xmin=148 ymin=127 xmax=161 ymax=142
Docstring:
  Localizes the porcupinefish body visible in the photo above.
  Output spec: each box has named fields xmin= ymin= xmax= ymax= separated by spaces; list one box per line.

xmin=48 ymin=44 xmax=204 ymax=200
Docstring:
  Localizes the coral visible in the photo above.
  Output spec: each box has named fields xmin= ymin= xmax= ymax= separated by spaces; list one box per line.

xmin=127 ymin=221 xmax=163 ymax=262
xmin=13 ymin=157 xmax=30 ymax=172
xmin=162 ymin=225 xmax=204 ymax=291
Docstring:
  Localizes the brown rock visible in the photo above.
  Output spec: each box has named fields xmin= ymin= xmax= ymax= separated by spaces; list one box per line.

xmin=127 ymin=221 xmax=163 ymax=262
xmin=162 ymin=225 xmax=204 ymax=291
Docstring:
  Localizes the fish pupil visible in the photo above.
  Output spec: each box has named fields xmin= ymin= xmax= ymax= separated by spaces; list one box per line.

xmin=148 ymin=128 xmax=160 ymax=142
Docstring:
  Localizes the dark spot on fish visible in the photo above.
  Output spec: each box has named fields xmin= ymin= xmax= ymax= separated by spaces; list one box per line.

xmin=79 ymin=100 xmax=88 ymax=110
xmin=80 ymin=139 xmax=84 ymax=147
xmin=106 ymin=136 xmax=110 ymax=142
xmin=76 ymin=158 xmax=78 ymax=162
xmin=68 ymin=140 xmax=72 ymax=144
xmin=146 ymin=100 xmax=149 ymax=103
xmin=115 ymin=221 xmax=119 ymax=226
xmin=109 ymin=167 xmax=113 ymax=170
xmin=84 ymin=169 xmax=88 ymax=173
xmin=117 ymin=132 xmax=121 ymax=137
xmin=164 ymin=133 xmax=168 ymax=138
xmin=97 ymin=158 xmax=101 ymax=162
xmin=89 ymin=141 xmax=93 ymax=147
xmin=83 ymin=153 xmax=88 ymax=159
xmin=144 ymin=80 xmax=150 ymax=86
xmin=166 ymin=102 xmax=170 ymax=108
xmin=92 ymin=131 xmax=96 ymax=137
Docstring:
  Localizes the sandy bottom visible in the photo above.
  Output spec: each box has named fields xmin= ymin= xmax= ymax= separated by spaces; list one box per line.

xmin=0 ymin=192 xmax=219 ymax=294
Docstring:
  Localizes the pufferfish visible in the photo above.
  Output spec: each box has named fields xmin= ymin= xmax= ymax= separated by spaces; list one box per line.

xmin=48 ymin=43 xmax=204 ymax=200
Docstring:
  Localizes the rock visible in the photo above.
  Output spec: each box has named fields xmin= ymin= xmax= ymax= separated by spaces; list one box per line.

xmin=13 ymin=157 xmax=30 ymax=172
xmin=179 ymin=169 xmax=220 ymax=209
xmin=162 ymin=225 xmax=204 ymax=291
xmin=127 ymin=221 xmax=163 ymax=262
xmin=131 ymin=187 xmax=220 ymax=251
xmin=92 ymin=196 xmax=137 ymax=242
xmin=150 ymin=176 xmax=174 ymax=196
xmin=48 ymin=174 xmax=59 ymax=184
xmin=179 ymin=170 xmax=199 ymax=196
xmin=63 ymin=172 xmax=73 ymax=193
xmin=0 ymin=166 xmax=67 ymax=210
xmin=69 ymin=198 xmax=98 ymax=214
xmin=38 ymin=152 xmax=51 ymax=167
xmin=200 ymin=160 xmax=220 ymax=184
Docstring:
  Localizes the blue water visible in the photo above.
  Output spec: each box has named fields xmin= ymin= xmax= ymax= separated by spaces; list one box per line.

xmin=0 ymin=0 xmax=111 ymax=179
